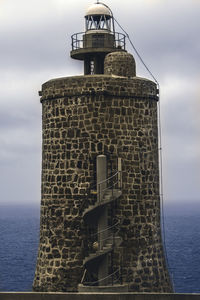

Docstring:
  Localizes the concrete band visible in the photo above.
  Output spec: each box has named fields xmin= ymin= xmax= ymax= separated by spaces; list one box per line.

xmin=1 ymin=293 xmax=200 ymax=300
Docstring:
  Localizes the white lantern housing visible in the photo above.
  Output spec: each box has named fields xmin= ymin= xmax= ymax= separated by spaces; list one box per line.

xmin=71 ymin=3 xmax=126 ymax=75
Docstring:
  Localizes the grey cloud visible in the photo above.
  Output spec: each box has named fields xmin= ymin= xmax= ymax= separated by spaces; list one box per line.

xmin=161 ymin=101 xmax=200 ymax=140
xmin=119 ymin=1 xmax=200 ymax=79
xmin=0 ymin=127 xmax=41 ymax=160
xmin=163 ymin=158 xmax=200 ymax=203
xmin=0 ymin=105 xmax=39 ymax=129
xmin=0 ymin=155 xmax=41 ymax=204
xmin=0 ymin=0 xmax=199 ymax=204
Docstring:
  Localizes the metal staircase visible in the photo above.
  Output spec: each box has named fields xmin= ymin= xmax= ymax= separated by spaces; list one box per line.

xmin=78 ymin=155 xmax=128 ymax=292
xmin=83 ymin=177 xmax=122 ymax=223
xmin=83 ymin=220 xmax=122 ymax=269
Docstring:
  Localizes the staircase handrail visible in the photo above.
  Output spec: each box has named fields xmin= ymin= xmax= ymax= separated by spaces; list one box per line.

xmin=98 ymin=170 xmax=122 ymax=202
xmin=79 ymin=180 xmax=98 ymax=214
xmin=98 ymin=171 xmax=119 ymax=185
xmin=91 ymin=220 xmax=120 ymax=237
xmin=83 ymin=267 xmax=121 ymax=286
xmin=98 ymin=231 xmax=121 ymax=243
xmin=101 ymin=179 xmax=119 ymax=193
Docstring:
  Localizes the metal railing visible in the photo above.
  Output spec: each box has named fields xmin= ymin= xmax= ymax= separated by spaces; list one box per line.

xmin=81 ymin=267 xmax=122 ymax=286
xmin=79 ymin=181 xmax=97 ymax=215
xmin=71 ymin=31 xmax=126 ymax=51
xmin=71 ymin=31 xmax=84 ymax=50
xmin=91 ymin=220 xmax=120 ymax=250
xmin=91 ymin=220 xmax=120 ymax=238
xmin=97 ymin=170 xmax=122 ymax=203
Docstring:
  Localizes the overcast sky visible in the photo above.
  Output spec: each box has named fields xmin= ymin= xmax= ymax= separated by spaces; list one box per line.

xmin=0 ymin=0 xmax=199 ymax=208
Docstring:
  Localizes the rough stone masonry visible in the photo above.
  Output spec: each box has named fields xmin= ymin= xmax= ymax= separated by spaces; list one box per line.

xmin=33 ymin=51 xmax=173 ymax=292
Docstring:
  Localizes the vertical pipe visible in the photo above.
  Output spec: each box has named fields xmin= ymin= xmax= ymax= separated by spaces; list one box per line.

xmin=97 ymin=155 xmax=107 ymax=202
xmin=96 ymin=155 xmax=108 ymax=285
xmin=118 ymin=157 xmax=122 ymax=189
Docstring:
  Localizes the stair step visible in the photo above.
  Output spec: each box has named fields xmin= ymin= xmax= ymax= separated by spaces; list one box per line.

xmin=83 ymin=189 xmax=122 ymax=222
xmin=102 ymin=247 xmax=112 ymax=251
xmin=105 ymin=243 xmax=113 ymax=247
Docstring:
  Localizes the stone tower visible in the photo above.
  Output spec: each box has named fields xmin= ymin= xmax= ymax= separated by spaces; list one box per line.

xmin=33 ymin=2 xmax=173 ymax=293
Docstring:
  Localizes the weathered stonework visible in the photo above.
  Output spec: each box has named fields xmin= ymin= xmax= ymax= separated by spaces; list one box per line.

xmin=104 ymin=51 xmax=136 ymax=77
xmin=33 ymin=56 xmax=172 ymax=292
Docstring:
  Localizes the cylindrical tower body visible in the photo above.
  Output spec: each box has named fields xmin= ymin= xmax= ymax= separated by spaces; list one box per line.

xmin=33 ymin=51 xmax=172 ymax=292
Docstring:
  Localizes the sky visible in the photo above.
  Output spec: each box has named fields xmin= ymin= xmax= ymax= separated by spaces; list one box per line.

xmin=0 ymin=0 xmax=199 ymax=208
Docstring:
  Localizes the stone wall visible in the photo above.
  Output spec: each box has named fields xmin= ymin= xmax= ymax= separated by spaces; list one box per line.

xmin=104 ymin=51 xmax=136 ymax=77
xmin=33 ymin=73 xmax=172 ymax=292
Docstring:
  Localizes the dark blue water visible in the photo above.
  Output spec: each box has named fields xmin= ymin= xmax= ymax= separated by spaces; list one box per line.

xmin=0 ymin=203 xmax=200 ymax=292
xmin=164 ymin=204 xmax=200 ymax=293
xmin=0 ymin=205 xmax=40 ymax=292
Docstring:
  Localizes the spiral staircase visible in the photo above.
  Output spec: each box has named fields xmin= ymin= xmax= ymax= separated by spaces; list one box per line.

xmin=78 ymin=155 xmax=128 ymax=292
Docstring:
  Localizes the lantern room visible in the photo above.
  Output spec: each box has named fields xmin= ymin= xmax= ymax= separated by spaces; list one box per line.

xmin=70 ymin=2 xmax=126 ymax=75
xmin=85 ymin=3 xmax=114 ymax=32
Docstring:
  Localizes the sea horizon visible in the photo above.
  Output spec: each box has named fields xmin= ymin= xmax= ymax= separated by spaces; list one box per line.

xmin=0 ymin=201 xmax=200 ymax=293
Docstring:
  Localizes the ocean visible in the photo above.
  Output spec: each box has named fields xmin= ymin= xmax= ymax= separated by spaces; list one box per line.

xmin=0 ymin=203 xmax=200 ymax=293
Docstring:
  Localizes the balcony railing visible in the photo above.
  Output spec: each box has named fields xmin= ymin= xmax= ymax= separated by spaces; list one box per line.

xmin=71 ymin=31 xmax=126 ymax=51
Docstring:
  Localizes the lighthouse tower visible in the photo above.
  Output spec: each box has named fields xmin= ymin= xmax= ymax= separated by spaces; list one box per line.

xmin=33 ymin=2 xmax=173 ymax=293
